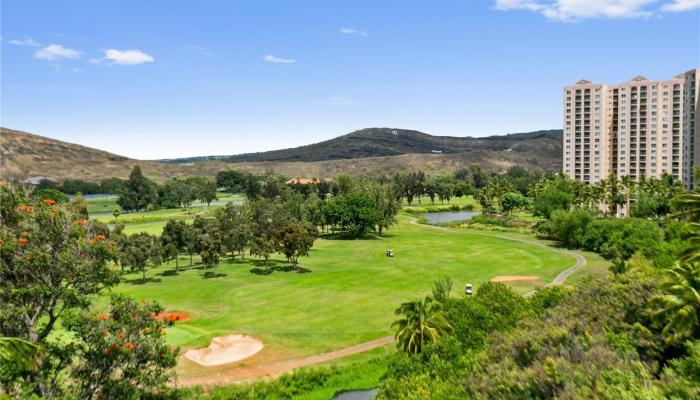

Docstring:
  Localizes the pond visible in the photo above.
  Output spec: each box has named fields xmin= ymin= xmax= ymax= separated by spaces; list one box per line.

xmin=418 ymin=211 xmax=479 ymax=224
xmin=333 ymin=388 xmax=378 ymax=400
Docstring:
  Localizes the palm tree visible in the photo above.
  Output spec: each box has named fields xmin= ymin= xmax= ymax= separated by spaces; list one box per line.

xmin=597 ymin=178 xmax=610 ymax=213
xmin=621 ymin=175 xmax=636 ymax=215
xmin=0 ymin=336 xmax=43 ymax=375
xmin=650 ymin=261 xmax=700 ymax=345
xmin=673 ymin=193 xmax=700 ymax=263
xmin=392 ymin=296 xmax=453 ymax=354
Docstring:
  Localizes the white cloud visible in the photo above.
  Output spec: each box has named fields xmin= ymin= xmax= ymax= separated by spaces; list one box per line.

xmin=100 ymin=49 xmax=154 ymax=65
xmin=339 ymin=27 xmax=370 ymax=37
xmin=662 ymin=0 xmax=700 ymax=12
xmin=263 ymin=54 xmax=297 ymax=64
xmin=8 ymin=38 xmax=41 ymax=47
xmin=494 ymin=0 xmax=698 ymax=21
xmin=34 ymin=44 xmax=81 ymax=60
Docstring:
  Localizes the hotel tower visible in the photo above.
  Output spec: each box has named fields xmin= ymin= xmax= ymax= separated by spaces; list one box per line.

xmin=563 ymin=68 xmax=699 ymax=189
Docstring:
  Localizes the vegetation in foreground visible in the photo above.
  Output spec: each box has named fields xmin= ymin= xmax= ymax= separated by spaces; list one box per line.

xmin=4 ymin=163 xmax=700 ymax=399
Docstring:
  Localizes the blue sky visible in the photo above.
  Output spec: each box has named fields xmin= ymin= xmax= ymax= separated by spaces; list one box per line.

xmin=2 ymin=1 xmax=698 ymax=159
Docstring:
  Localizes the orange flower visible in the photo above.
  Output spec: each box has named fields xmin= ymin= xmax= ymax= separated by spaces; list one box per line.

xmin=18 ymin=237 xmax=29 ymax=245
xmin=167 ymin=314 xmax=179 ymax=322
xmin=96 ymin=235 xmax=106 ymax=241
xmin=16 ymin=205 xmax=33 ymax=213
xmin=73 ymin=219 xmax=87 ymax=226
xmin=140 ymin=328 xmax=150 ymax=334
xmin=89 ymin=239 xmax=97 ymax=245
xmin=117 ymin=332 xmax=125 ymax=339
xmin=105 ymin=343 xmax=117 ymax=356
xmin=123 ymin=342 xmax=136 ymax=350
xmin=42 ymin=199 xmax=56 ymax=205
xmin=97 ymin=314 xmax=109 ymax=320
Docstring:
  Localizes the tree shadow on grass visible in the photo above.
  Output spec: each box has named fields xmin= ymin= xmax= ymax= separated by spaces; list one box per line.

xmin=155 ymin=264 xmax=202 ymax=277
xmin=202 ymin=271 xmax=227 ymax=279
xmin=320 ymin=232 xmax=385 ymax=241
xmin=249 ymin=261 xmax=311 ymax=275
xmin=123 ymin=277 xmax=162 ymax=285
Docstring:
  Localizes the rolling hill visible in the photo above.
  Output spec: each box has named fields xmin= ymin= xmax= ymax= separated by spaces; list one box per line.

xmin=1 ymin=127 xmax=563 ymax=182
xmin=161 ymin=127 xmax=562 ymax=163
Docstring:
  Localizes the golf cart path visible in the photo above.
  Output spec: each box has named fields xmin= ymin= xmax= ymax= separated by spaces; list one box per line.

xmin=177 ymin=219 xmax=587 ymax=388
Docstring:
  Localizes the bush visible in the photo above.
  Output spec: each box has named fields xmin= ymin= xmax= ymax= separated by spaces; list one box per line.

xmin=581 ymin=218 xmax=665 ymax=260
xmin=539 ymin=207 xmax=594 ymax=248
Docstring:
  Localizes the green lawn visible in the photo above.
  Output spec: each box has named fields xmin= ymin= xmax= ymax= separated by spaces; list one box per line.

xmin=109 ymin=214 xmax=577 ymax=377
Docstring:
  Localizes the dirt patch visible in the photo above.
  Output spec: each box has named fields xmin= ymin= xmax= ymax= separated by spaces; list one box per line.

xmin=184 ymin=334 xmax=264 ymax=367
xmin=491 ymin=275 xmax=540 ymax=282
xmin=155 ymin=310 xmax=191 ymax=323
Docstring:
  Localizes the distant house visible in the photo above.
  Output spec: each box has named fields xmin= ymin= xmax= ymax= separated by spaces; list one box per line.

xmin=22 ymin=176 xmax=55 ymax=187
xmin=285 ymin=178 xmax=333 ymax=185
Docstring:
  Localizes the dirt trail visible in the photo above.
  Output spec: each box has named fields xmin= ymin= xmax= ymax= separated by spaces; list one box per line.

xmin=177 ymin=218 xmax=587 ymax=387
xmin=178 ymin=336 xmax=394 ymax=387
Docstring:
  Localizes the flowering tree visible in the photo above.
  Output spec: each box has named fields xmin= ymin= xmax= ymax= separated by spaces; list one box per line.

xmin=0 ymin=184 xmax=119 ymax=343
xmin=64 ymin=295 xmax=178 ymax=399
xmin=0 ymin=183 xmax=120 ymax=396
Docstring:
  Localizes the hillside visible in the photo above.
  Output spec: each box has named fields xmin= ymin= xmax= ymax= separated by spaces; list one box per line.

xmin=161 ymin=128 xmax=562 ymax=163
xmin=0 ymin=127 xmax=562 ymax=182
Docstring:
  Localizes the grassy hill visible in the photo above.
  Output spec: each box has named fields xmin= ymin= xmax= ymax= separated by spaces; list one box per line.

xmin=162 ymin=127 xmax=563 ymax=163
xmin=1 ymin=127 xmax=562 ymax=182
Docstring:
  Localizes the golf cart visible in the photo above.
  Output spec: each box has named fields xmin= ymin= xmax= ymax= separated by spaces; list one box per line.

xmin=465 ymin=283 xmax=473 ymax=296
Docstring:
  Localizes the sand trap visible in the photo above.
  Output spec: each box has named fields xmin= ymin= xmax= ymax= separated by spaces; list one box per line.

xmin=491 ymin=275 xmax=540 ymax=282
xmin=184 ymin=334 xmax=264 ymax=366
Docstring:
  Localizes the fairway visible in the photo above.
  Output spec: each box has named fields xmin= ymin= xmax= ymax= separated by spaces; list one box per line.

xmin=111 ymin=214 xmax=577 ymax=377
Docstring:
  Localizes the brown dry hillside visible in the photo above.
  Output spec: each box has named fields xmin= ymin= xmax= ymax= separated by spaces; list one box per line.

xmin=0 ymin=127 xmax=562 ymax=182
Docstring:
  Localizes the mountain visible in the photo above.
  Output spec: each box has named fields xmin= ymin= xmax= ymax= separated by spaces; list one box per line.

xmin=0 ymin=127 xmax=563 ymax=182
xmin=161 ymin=128 xmax=563 ymax=164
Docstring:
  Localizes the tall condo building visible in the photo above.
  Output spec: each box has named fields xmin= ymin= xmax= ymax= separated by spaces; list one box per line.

xmin=563 ymin=68 xmax=699 ymax=189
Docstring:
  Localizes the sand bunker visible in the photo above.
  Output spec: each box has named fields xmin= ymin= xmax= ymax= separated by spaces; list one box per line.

xmin=184 ymin=334 xmax=264 ymax=366
xmin=491 ymin=275 xmax=540 ymax=282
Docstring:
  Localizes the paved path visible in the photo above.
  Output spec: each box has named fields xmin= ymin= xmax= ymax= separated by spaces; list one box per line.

xmin=177 ymin=219 xmax=587 ymax=388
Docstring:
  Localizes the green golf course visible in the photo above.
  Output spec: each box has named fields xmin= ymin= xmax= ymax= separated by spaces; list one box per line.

xmin=108 ymin=213 xmax=578 ymax=377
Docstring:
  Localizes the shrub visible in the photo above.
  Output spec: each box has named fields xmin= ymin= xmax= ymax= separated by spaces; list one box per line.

xmin=539 ymin=207 xmax=594 ymax=248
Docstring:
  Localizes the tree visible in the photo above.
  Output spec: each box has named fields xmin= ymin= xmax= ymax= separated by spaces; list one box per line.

xmin=0 ymin=184 xmax=118 ymax=343
xmin=218 ymin=204 xmax=252 ymax=259
xmin=324 ymin=192 xmax=381 ymax=238
xmin=249 ymin=200 xmax=281 ymax=269
xmin=216 ymin=170 xmax=248 ymax=193
xmin=64 ymin=295 xmax=178 ymax=399
xmin=188 ymin=176 xmax=217 ymax=206
xmin=277 ymin=220 xmax=316 ymax=271
xmin=160 ymin=220 xmax=188 ymax=272
xmin=392 ymin=296 xmax=452 ymax=354
xmin=369 ymin=184 xmax=400 ymax=236
xmin=120 ymin=233 xmax=159 ymax=283
xmin=650 ymin=261 xmax=700 ymax=345
xmin=431 ymin=276 xmax=453 ymax=303
xmin=117 ymin=166 xmax=157 ymax=212
xmin=197 ymin=223 xmax=223 ymax=269
xmin=158 ymin=178 xmax=196 ymax=208
xmin=485 ymin=177 xmax=514 ymax=212
xmin=99 ymin=177 xmax=126 ymax=194
xmin=500 ymin=191 xmax=528 ymax=215
xmin=0 ymin=183 xmax=118 ymax=397
xmin=112 ymin=208 xmax=121 ymax=223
